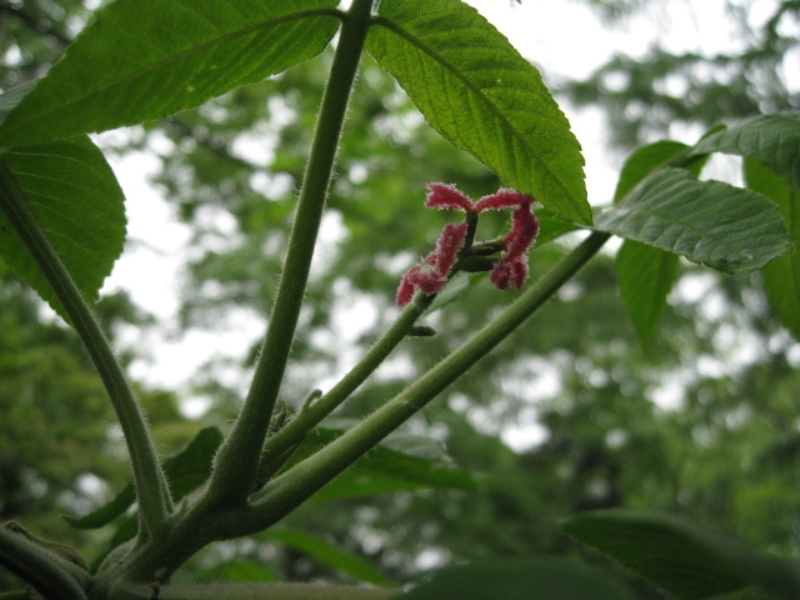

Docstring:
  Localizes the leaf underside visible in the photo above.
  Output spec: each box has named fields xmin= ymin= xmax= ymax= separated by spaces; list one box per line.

xmin=0 ymin=0 xmax=340 ymax=147
xmin=367 ymin=0 xmax=589 ymax=224
xmin=0 ymin=137 xmax=126 ymax=317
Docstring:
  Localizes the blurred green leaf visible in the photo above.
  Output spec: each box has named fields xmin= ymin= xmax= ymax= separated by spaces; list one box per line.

xmin=595 ymin=168 xmax=789 ymax=273
xmin=0 ymin=0 xmax=340 ymax=147
xmin=0 ymin=136 xmax=126 ymax=320
xmin=366 ymin=0 xmax=588 ymax=224
xmin=561 ymin=508 xmax=800 ymax=600
xmin=745 ymin=158 xmax=800 ymax=340
xmin=286 ymin=425 xmax=476 ymax=502
xmin=66 ymin=427 xmax=222 ymax=530
xmin=263 ymin=529 xmax=394 ymax=586
xmin=394 ymin=557 xmax=636 ymax=600
xmin=616 ymin=240 xmax=679 ymax=345
xmin=691 ymin=115 xmax=800 ymax=189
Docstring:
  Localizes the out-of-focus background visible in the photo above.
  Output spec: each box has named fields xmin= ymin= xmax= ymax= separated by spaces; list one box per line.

xmin=1 ymin=0 xmax=799 ymax=593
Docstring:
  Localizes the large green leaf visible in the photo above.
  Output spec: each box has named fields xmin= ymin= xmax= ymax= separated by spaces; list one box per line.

xmin=613 ymin=140 xmax=691 ymax=203
xmin=595 ymin=168 xmax=789 ymax=273
xmin=0 ymin=137 xmax=126 ymax=319
xmin=561 ymin=509 xmax=800 ymax=600
xmin=0 ymin=0 xmax=340 ymax=147
xmin=366 ymin=0 xmax=589 ymax=224
xmin=66 ymin=426 xmax=223 ymax=529
xmin=691 ymin=114 xmax=800 ymax=189
xmin=745 ymin=158 xmax=800 ymax=340
xmin=262 ymin=529 xmax=394 ymax=586
xmin=285 ymin=425 xmax=476 ymax=502
xmin=394 ymin=557 xmax=635 ymax=600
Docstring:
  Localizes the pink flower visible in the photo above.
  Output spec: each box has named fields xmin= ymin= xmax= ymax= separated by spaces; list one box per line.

xmin=397 ymin=184 xmax=539 ymax=306
xmin=490 ymin=199 xmax=539 ymax=292
xmin=396 ymin=222 xmax=468 ymax=306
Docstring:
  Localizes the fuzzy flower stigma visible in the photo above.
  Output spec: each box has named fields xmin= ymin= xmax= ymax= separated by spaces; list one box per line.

xmin=396 ymin=184 xmax=539 ymax=307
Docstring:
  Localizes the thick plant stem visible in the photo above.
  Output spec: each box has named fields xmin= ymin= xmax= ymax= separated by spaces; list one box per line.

xmin=241 ymin=231 xmax=611 ymax=528
xmin=0 ymin=527 xmax=89 ymax=600
xmin=206 ymin=0 xmax=375 ymax=504
xmin=0 ymin=162 xmax=172 ymax=538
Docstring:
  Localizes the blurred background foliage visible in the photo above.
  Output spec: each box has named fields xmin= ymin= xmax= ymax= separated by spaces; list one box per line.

xmin=0 ymin=0 xmax=799 ymax=595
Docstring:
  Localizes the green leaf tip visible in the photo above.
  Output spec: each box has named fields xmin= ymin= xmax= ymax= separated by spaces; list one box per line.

xmin=367 ymin=0 xmax=589 ymax=224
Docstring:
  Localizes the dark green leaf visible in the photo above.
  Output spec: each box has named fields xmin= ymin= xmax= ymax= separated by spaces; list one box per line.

xmin=595 ymin=168 xmax=789 ymax=273
xmin=286 ymin=426 xmax=476 ymax=502
xmin=616 ymin=240 xmax=679 ymax=345
xmin=65 ymin=427 xmax=222 ymax=530
xmin=561 ymin=509 xmax=800 ymax=600
xmin=534 ymin=207 xmax=582 ymax=245
xmin=690 ymin=114 xmax=800 ymax=189
xmin=0 ymin=137 xmax=126 ymax=319
xmin=0 ymin=0 xmax=340 ymax=147
xmin=263 ymin=529 xmax=394 ymax=586
xmin=745 ymin=158 xmax=800 ymax=340
xmin=366 ymin=0 xmax=589 ymax=224
xmin=394 ymin=557 xmax=635 ymax=600
xmin=64 ymin=484 xmax=135 ymax=530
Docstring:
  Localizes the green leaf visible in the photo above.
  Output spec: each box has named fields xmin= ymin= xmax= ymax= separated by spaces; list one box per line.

xmin=366 ymin=0 xmax=588 ymax=224
xmin=395 ymin=557 xmax=636 ymax=600
xmin=745 ymin=158 xmax=800 ymax=340
xmin=285 ymin=425 xmax=476 ymax=502
xmin=66 ymin=426 xmax=223 ymax=529
xmin=561 ymin=508 xmax=800 ymax=600
xmin=690 ymin=114 xmax=800 ymax=189
xmin=0 ymin=137 xmax=126 ymax=319
xmin=616 ymin=240 xmax=680 ymax=345
xmin=613 ymin=140 xmax=691 ymax=203
xmin=611 ymin=141 xmax=701 ymax=344
xmin=595 ymin=168 xmax=790 ymax=273
xmin=0 ymin=0 xmax=340 ymax=147
xmin=263 ymin=529 xmax=394 ymax=586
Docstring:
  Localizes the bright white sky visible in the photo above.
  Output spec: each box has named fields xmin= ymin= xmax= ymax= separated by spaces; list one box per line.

xmin=98 ymin=0 xmax=786 ymax=427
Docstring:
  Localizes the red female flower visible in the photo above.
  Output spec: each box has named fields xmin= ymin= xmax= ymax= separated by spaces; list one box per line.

xmin=396 ymin=222 xmax=468 ymax=307
xmin=396 ymin=184 xmax=539 ymax=306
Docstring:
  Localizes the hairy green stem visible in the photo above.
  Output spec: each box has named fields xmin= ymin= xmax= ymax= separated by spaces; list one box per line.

xmin=206 ymin=0 xmax=375 ymax=504
xmin=0 ymin=526 xmax=90 ymax=600
xmin=0 ymin=161 xmax=172 ymax=538
xmin=241 ymin=231 xmax=610 ymax=527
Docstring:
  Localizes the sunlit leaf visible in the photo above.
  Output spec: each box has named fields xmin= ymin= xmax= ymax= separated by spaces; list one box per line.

xmin=745 ymin=158 xmax=800 ymax=340
xmin=561 ymin=508 xmax=800 ymax=600
xmin=0 ymin=137 xmax=126 ymax=319
xmin=367 ymin=0 xmax=589 ymax=224
xmin=0 ymin=0 xmax=340 ymax=147
xmin=691 ymin=114 xmax=800 ymax=189
xmin=395 ymin=557 xmax=635 ymax=600
xmin=595 ymin=168 xmax=789 ymax=273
